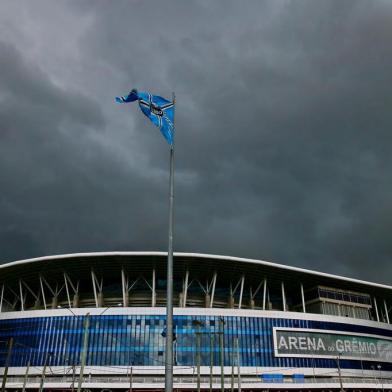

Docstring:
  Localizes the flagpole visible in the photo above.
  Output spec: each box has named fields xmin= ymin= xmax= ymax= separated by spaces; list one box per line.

xmin=165 ymin=92 xmax=175 ymax=392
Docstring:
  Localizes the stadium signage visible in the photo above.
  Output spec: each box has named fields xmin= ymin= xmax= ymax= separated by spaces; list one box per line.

xmin=273 ymin=327 xmax=392 ymax=363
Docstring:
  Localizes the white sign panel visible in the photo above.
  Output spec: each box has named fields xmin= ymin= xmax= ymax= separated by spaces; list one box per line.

xmin=273 ymin=327 xmax=392 ymax=363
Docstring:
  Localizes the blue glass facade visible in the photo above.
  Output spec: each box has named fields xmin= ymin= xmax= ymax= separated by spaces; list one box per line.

xmin=1 ymin=314 xmax=392 ymax=371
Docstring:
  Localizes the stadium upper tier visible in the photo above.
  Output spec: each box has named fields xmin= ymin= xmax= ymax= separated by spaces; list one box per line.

xmin=0 ymin=252 xmax=390 ymax=322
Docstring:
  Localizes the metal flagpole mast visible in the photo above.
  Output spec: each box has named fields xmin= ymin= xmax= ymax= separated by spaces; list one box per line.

xmin=165 ymin=92 xmax=175 ymax=392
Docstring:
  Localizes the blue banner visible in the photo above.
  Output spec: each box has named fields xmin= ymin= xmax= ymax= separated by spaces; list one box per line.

xmin=116 ymin=89 xmax=175 ymax=145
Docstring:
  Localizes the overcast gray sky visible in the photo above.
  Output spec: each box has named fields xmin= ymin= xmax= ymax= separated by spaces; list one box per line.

xmin=0 ymin=0 xmax=391 ymax=283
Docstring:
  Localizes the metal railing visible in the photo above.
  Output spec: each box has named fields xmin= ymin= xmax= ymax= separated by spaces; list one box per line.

xmin=4 ymin=375 xmax=392 ymax=386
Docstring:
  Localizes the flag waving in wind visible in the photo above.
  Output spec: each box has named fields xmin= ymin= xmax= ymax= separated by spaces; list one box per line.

xmin=115 ymin=89 xmax=175 ymax=145
xmin=116 ymin=89 xmax=176 ymax=389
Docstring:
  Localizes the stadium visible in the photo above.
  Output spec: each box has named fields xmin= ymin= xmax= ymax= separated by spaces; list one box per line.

xmin=1 ymin=251 xmax=392 ymax=391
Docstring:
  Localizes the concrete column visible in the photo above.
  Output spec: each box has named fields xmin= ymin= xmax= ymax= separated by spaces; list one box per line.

xmin=34 ymin=298 xmax=41 ymax=310
xmin=123 ymin=293 xmax=129 ymax=307
xmin=179 ymin=292 xmax=184 ymax=307
xmin=98 ymin=292 xmax=104 ymax=307
xmin=51 ymin=296 xmax=58 ymax=309
xmin=228 ymin=296 xmax=235 ymax=308
xmin=205 ymin=294 xmax=211 ymax=308
xmin=73 ymin=294 xmax=80 ymax=308
xmin=249 ymin=298 xmax=255 ymax=309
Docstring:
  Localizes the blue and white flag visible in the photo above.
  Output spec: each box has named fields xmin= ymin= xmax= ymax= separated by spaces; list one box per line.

xmin=115 ymin=89 xmax=175 ymax=145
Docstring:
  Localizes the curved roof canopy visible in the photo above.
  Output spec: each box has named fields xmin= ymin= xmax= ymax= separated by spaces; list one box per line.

xmin=0 ymin=252 xmax=391 ymax=299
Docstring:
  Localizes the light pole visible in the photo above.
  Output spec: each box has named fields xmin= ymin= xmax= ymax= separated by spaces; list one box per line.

xmin=39 ymin=352 xmax=53 ymax=392
xmin=1 ymin=337 xmax=14 ymax=392
xmin=191 ymin=319 xmax=224 ymax=392
xmin=377 ymin=364 xmax=384 ymax=392
xmin=235 ymin=336 xmax=241 ymax=392
xmin=192 ymin=320 xmax=203 ymax=392
xmin=371 ymin=365 xmax=377 ymax=385
xmin=77 ymin=313 xmax=90 ymax=392
xmin=336 ymin=352 xmax=344 ymax=392
xmin=210 ymin=334 xmax=214 ymax=392
xmin=21 ymin=360 xmax=30 ymax=392
xmin=219 ymin=317 xmax=225 ymax=392
xmin=311 ymin=354 xmax=316 ymax=382
xmin=71 ymin=364 xmax=76 ymax=392
xmin=129 ymin=364 xmax=133 ymax=392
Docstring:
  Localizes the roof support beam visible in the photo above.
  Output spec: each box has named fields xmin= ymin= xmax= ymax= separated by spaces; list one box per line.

xmin=19 ymin=280 xmax=24 ymax=311
xmin=196 ymin=279 xmax=207 ymax=294
xmin=128 ymin=277 xmax=140 ymax=291
xmin=39 ymin=276 xmax=47 ymax=310
xmin=121 ymin=267 xmax=128 ymax=307
xmin=152 ymin=268 xmax=156 ymax=307
xmin=9 ymin=297 xmax=18 ymax=310
xmin=374 ymin=297 xmax=380 ymax=322
xmin=140 ymin=273 xmax=157 ymax=306
xmin=210 ymin=272 xmax=217 ymax=308
xmin=91 ymin=269 xmax=103 ymax=308
xmin=238 ymin=275 xmax=245 ymax=309
xmin=231 ymin=278 xmax=242 ymax=296
xmin=1 ymin=286 xmax=18 ymax=310
xmin=281 ymin=281 xmax=286 ymax=312
xmin=8 ymin=285 xmax=26 ymax=312
xmin=63 ymin=273 xmax=79 ymax=308
xmin=121 ymin=269 xmax=155 ymax=307
xmin=384 ymin=300 xmax=390 ymax=324
xmin=64 ymin=273 xmax=71 ymax=308
xmin=21 ymin=280 xmax=39 ymax=302
xmin=0 ymin=284 xmax=4 ymax=313
xmin=262 ymin=278 xmax=267 ymax=310
xmin=195 ymin=271 xmax=218 ymax=308
xmin=64 ymin=273 xmax=78 ymax=293
xmin=41 ymin=276 xmax=55 ymax=296
xmin=20 ymin=279 xmax=41 ymax=309
xmin=251 ymin=280 xmax=264 ymax=299
xmin=301 ymin=283 xmax=306 ymax=313
xmin=182 ymin=270 xmax=189 ymax=307
xmin=91 ymin=269 xmax=98 ymax=307
xmin=229 ymin=276 xmax=246 ymax=308
xmin=1 ymin=294 xmax=18 ymax=311
xmin=39 ymin=275 xmax=64 ymax=309
xmin=250 ymin=279 xmax=265 ymax=309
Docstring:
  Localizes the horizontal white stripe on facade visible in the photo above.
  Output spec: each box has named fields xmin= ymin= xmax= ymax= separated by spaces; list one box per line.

xmin=1 ymin=307 xmax=392 ymax=331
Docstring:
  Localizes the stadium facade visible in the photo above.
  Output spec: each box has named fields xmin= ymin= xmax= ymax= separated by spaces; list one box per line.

xmin=0 ymin=251 xmax=392 ymax=391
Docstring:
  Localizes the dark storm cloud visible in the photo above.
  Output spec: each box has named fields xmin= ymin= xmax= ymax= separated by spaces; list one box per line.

xmin=0 ymin=39 xmax=169 ymax=259
xmin=0 ymin=0 xmax=392 ymax=283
